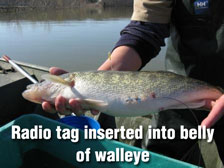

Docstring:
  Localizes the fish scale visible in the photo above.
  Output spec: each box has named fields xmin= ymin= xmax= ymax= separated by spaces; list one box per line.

xmin=22 ymin=71 xmax=223 ymax=116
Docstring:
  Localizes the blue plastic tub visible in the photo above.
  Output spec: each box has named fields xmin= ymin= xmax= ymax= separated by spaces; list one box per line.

xmin=58 ymin=115 xmax=100 ymax=130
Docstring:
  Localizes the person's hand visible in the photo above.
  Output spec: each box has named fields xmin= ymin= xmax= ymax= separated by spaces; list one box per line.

xmin=201 ymin=95 xmax=224 ymax=128
xmin=42 ymin=67 xmax=99 ymax=116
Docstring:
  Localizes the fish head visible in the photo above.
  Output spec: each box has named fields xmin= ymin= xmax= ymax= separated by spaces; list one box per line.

xmin=22 ymin=81 xmax=67 ymax=104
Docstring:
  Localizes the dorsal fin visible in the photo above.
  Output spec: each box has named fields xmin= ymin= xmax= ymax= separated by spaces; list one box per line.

xmin=41 ymin=74 xmax=74 ymax=87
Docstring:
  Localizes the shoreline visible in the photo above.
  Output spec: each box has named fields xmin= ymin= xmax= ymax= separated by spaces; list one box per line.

xmin=0 ymin=7 xmax=132 ymax=21
xmin=0 ymin=0 xmax=133 ymax=12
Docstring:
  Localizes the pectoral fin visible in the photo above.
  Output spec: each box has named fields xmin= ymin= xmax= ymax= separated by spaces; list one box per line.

xmin=41 ymin=74 xmax=74 ymax=87
xmin=80 ymin=99 xmax=108 ymax=111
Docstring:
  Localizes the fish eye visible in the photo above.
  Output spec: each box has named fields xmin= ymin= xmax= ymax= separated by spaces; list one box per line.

xmin=26 ymin=84 xmax=33 ymax=89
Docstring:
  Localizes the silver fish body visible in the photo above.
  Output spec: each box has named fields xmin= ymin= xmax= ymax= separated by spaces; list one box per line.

xmin=22 ymin=71 xmax=222 ymax=116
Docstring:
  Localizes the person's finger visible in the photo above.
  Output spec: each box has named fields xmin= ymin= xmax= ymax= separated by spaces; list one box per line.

xmin=203 ymin=99 xmax=216 ymax=109
xmin=91 ymin=110 xmax=100 ymax=115
xmin=69 ymin=99 xmax=83 ymax=115
xmin=49 ymin=67 xmax=68 ymax=75
xmin=55 ymin=96 xmax=67 ymax=112
xmin=201 ymin=95 xmax=224 ymax=128
xmin=42 ymin=101 xmax=57 ymax=113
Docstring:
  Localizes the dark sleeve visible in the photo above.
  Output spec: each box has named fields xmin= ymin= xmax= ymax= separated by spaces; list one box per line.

xmin=113 ymin=21 xmax=170 ymax=69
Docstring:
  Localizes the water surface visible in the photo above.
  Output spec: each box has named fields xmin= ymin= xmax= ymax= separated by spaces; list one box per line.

xmin=0 ymin=8 xmax=166 ymax=71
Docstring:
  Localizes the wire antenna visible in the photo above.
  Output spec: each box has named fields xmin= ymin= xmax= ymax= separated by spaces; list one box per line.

xmin=162 ymin=96 xmax=201 ymax=167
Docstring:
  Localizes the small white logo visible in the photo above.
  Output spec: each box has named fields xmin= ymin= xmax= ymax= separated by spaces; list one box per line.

xmin=196 ymin=2 xmax=207 ymax=8
xmin=194 ymin=0 xmax=209 ymax=14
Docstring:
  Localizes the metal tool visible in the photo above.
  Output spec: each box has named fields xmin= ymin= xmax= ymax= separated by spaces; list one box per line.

xmin=2 ymin=55 xmax=38 ymax=84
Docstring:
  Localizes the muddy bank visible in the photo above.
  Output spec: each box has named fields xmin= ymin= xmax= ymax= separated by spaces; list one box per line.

xmin=0 ymin=0 xmax=133 ymax=10
xmin=100 ymin=0 xmax=133 ymax=7
xmin=0 ymin=0 xmax=88 ymax=9
xmin=0 ymin=7 xmax=132 ymax=21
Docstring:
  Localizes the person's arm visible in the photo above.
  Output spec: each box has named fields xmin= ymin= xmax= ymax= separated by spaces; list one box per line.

xmin=98 ymin=46 xmax=141 ymax=71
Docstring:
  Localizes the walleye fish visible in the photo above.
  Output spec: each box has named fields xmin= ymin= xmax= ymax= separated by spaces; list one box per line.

xmin=22 ymin=71 xmax=222 ymax=116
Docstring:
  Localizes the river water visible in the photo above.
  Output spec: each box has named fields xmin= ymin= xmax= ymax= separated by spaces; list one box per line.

xmin=0 ymin=7 xmax=166 ymax=71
